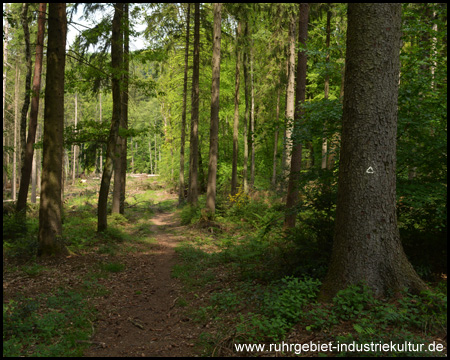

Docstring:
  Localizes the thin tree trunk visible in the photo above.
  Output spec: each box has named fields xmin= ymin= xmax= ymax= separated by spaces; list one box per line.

xmin=179 ymin=3 xmax=191 ymax=204
xmin=17 ymin=3 xmax=46 ymax=213
xmin=99 ymin=91 xmax=103 ymax=174
xmin=188 ymin=3 xmax=200 ymax=205
xmin=249 ymin=42 xmax=255 ymax=189
xmin=206 ymin=3 xmax=222 ymax=214
xmin=284 ymin=15 xmax=296 ymax=180
xmin=13 ymin=61 xmax=20 ymax=201
xmin=3 ymin=3 xmax=9 ymax=193
xmin=231 ymin=21 xmax=241 ymax=196
xmin=113 ymin=3 xmax=129 ymax=215
xmin=272 ymin=86 xmax=281 ymax=186
xmin=17 ymin=3 xmax=32 ymax=211
xmin=72 ymin=93 xmax=78 ymax=184
xmin=98 ymin=3 xmax=123 ymax=232
xmin=322 ymin=7 xmax=331 ymax=170
xmin=242 ymin=21 xmax=249 ymax=194
xmin=38 ymin=3 xmax=68 ymax=256
xmin=285 ymin=3 xmax=309 ymax=229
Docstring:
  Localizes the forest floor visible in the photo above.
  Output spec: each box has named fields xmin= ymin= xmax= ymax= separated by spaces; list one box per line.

xmin=83 ymin=210 xmax=203 ymax=357
xmin=3 ymin=178 xmax=207 ymax=357
xmin=3 ymin=175 xmax=447 ymax=357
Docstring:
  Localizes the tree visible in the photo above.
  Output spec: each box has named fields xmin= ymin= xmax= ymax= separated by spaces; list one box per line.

xmin=319 ymin=4 xmax=427 ymax=300
xmin=16 ymin=3 xmax=46 ymax=214
xmin=3 ymin=3 xmax=9 ymax=193
xmin=98 ymin=3 xmax=123 ymax=231
xmin=284 ymin=14 xmax=296 ymax=180
xmin=38 ymin=3 xmax=68 ymax=256
xmin=284 ymin=3 xmax=309 ymax=229
xmin=113 ymin=3 xmax=129 ymax=215
xmin=179 ymin=3 xmax=191 ymax=204
xmin=206 ymin=3 xmax=222 ymax=214
xmin=231 ymin=20 xmax=241 ymax=196
xmin=18 ymin=3 xmax=32 ymax=200
xmin=188 ymin=3 xmax=200 ymax=205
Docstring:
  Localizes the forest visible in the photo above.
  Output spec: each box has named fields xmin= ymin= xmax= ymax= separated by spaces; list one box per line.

xmin=2 ymin=3 xmax=447 ymax=357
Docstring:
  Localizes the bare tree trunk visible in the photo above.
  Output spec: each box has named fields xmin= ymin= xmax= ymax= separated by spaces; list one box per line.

xmin=72 ymin=93 xmax=78 ymax=184
xmin=13 ymin=61 xmax=20 ymax=201
xmin=322 ymin=7 xmax=331 ymax=170
xmin=249 ymin=42 xmax=255 ymax=189
xmin=188 ymin=3 xmax=200 ymax=205
xmin=285 ymin=3 xmax=309 ymax=229
xmin=179 ymin=3 xmax=191 ymax=204
xmin=284 ymin=15 xmax=296 ymax=180
xmin=38 ymin=3 xmax=68 ymax=256
xmin=320 ymin=3 xmax=427 ymax=300
xmin=3 ymin=3 xmax=9 ymax=193
xmin=206 ymin=3 xmax=222 ymax=214
xmin=17 ymin=3 xmax=32 ymax=210
xmin=242 ymin=21 xmax=249 ymax=194
xmin=98 ymin=3 xmax=123 ymax=231
xmin=17 ymin=3 xmax=47 ymax=213
xmin=231 ymin=21 xmax=241 ymax=196
xmin=272 ymin=86 xmax=281 ymax=186
xmin=113 ymin=3 xmax=129 ymax=215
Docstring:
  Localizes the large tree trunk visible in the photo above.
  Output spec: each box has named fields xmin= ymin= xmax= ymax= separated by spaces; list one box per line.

xmin=38 ymin=3 xmax=68 ymax=256
xmin=206 ymin=3 xmax=222 ymax=214
xmin=98 ymin=3 xmax=123 ymax=231
xmin=231 ymin=21 xmax=241 ymax=196
xmin=284 ymin=4 xmax=309 ymax=228
xmin=188 ymin=3 xmax=200 ymax=205
xmin=320 ymin=4 xmax=427 ymax=301
xmin=179 ymin=3 xmax=191 ymax=204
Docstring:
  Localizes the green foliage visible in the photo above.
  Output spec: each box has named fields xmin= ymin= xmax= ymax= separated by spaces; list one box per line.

xmin=3 ymin=214 xmax=39 ymax=259
xmin=332 ymin=283 xmax=375 ymax=320
xmin=3 ymin=290 xmax=95 ymax=357
xmin=99 ymin=261 xmax=126 ymax=273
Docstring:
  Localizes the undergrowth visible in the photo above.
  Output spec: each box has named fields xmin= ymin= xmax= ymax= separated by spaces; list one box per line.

xmin=173 ymin=190 xmax=447 ymax=357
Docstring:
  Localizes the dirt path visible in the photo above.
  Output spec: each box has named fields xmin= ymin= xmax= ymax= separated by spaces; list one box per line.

xmin=84 ymin=211 xmax=202 ymax=357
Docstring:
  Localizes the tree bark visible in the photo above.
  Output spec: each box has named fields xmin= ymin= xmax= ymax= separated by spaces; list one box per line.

xmin=72 ymin=93 xmax=78 ymax=185
xmin=188 ymin=3 xmax=200 ymax=205
xmin=17 ymin=3 xmax=32 ymax=210
xmin=113 ymin=3 xmax=129 ymax=215
xmin=206 ymin=3 xmax=222 ymax=214
xmin=98 ymin=3 xmax=123 ymax=231
xmin=321 ymin=7 xmax=331 ymax=170
xmin=242 ymin=21 xmax=249 ymax=194
xmin=231 ymin=21 xmax=241 ymax=196
xmin=284 ymin=3 xmax=309 ymax=228
xmin=38 ymin=3 xmax=68 ymax=256
xmin=3 ymin=3 xmax=9 ymax=193
xmin=284 ymin=14 xmax=296 ymax=180
xmin=179 ymin=3 xmax=191 ymax=204
xmin=320 ymin=4 xmax=427 ymax=300
xmin=17 ymin=3 xmax=47 ymax=213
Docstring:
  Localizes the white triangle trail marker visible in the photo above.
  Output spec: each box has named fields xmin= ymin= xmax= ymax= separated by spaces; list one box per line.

xmin=366 ymin=166 xmax=374 ymax=174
